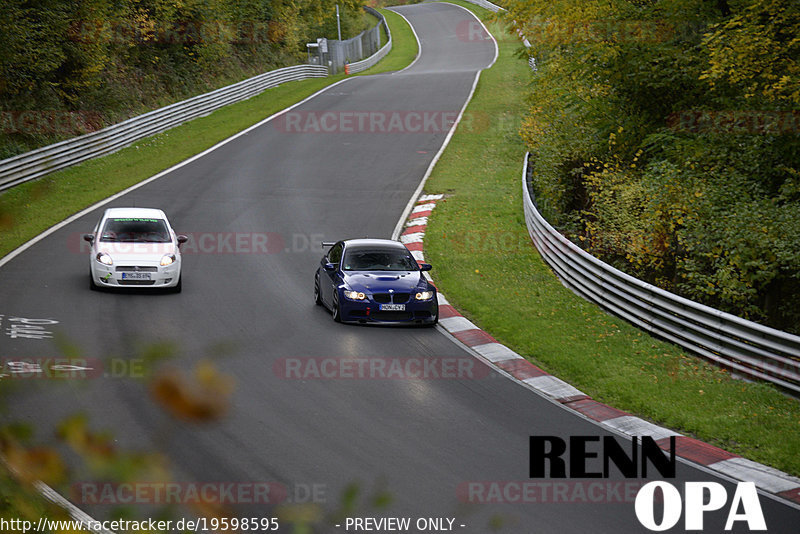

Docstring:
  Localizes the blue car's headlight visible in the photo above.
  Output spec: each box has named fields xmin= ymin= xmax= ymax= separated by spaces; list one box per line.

xmin=343 ymin=290 xmax=366 ymax=301
xmin=415 ymin=290 xmax=434 ymax=301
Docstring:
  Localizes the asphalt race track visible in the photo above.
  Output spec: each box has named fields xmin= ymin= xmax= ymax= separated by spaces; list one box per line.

xmin=0 ymin=3 xmax=798 ymax=533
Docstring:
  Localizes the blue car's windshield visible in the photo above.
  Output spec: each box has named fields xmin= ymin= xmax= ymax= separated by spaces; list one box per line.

xmin=342 ymin=248 xmax=417 ymax=271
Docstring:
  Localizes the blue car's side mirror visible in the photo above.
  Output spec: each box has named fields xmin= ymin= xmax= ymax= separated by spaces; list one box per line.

xmin=419 ymin=263 xmax=432 ymax=272
xmin=324 ymin=262 xmax=336 ymax=272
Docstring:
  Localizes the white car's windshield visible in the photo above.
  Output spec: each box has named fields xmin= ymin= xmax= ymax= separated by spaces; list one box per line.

xmin=342 ymin=248 xmax=418 ymax=271
xmin=100 ymin=218 xmax=171 ymax=243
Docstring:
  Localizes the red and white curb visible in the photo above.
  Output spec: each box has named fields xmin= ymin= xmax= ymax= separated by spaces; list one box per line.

xmin=399 ymin=194 xmax=800 ymax=507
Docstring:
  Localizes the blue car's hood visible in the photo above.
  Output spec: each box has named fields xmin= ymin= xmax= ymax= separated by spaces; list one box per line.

xmin=343 ymin=271 xmax=426 ymax=293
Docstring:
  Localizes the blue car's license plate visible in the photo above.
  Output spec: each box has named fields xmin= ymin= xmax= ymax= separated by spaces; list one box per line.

xmin=380 ymin=304 xmax=405 ymax=311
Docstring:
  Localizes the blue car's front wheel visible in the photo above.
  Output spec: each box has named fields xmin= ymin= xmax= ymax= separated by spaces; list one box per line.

xmin=314 ymin=272 xmax=322 ymax=306
xmin=332 ymin=291 xmax=342 ymax=323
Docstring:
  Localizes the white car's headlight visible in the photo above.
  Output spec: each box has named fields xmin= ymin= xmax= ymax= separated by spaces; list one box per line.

xmin=96 ymin=252 xmax=113 ymax=266
xmin=160 ymin=254 xmax=176 ymax=266
xmin=343 ymin=290 xmax=366 ymax=301
xmin=415 ymin=291 xmax=434 ymax=301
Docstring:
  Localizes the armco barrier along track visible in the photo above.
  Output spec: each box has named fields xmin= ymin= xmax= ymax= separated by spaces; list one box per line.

xmin=0 ymin=9 xmax=392 ymax=193
xmin=464 ymin=0 xmax=504 ymax=13
xmin=522 ymin=153 xmax=800 ymax=395
xmin=0 ymin=65 xmax=327 ymax=192
xmin=462 ymin=0 xmax=800 ymax=394
xmin=347 ymin=8 xmax=392 ymax=74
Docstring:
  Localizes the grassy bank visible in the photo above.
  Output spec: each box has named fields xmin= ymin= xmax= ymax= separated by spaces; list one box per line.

xmin=423 ymin=1 xmax=800 ymax=476
xmin=366 ymin=8 xmax=419 ymax=74
xmin=0 ymin=9 xmax=417 ymax=260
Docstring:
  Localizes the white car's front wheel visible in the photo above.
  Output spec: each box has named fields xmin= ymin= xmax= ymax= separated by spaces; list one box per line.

xmin=172 ymin=275 xmax=182 ymax=293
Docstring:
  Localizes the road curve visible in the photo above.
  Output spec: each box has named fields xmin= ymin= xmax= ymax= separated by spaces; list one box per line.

xmin=0 ymin=3 xmax=797 ymax=532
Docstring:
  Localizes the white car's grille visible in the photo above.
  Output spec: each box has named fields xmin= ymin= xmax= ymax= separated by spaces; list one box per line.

xmin=116 ymin=266 xmax=158 ymax=272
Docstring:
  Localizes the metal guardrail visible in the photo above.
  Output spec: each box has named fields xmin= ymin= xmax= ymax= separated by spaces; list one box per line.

xmin=0 ymin=8 xmax=394 ymax=192
xmin=348 ymin=8 xmax=392 ymax=74
xmin=460 ymin=0 xmax=505 ymax=13
xmin=464 ymin=0 xmax=800 ymax=394
xmin=522 ymin=153 xmax=800 ymax=394
xmin=0 ymin=64 xmax=328 ymax=192
xmin=324 ymin=7 xmax=389 ymax=74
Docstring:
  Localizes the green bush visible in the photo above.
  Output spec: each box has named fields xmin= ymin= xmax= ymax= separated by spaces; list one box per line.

xmin=507 ymin=0 xmax=800 ymax=333
xmin=0 ymin=0 xmax=370 ymax=159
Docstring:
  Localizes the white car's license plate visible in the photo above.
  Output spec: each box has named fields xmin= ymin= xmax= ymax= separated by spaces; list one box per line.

xmin=122 ymin=272 xmax=151 ymax=280
xmin=380 ymin=304 xmax=405 ymax=311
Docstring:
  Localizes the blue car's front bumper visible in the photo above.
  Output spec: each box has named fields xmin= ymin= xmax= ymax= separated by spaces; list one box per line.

xmin=338 ymin=291 xmax=438 ymax=325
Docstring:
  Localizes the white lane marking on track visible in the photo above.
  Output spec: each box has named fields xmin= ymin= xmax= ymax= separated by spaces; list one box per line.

xmin=390 ymin=5 xmax=496 ymax=240
xmin=4 ymin=316 xmax=59 ymax=340
xmin=0 ymin=78 xmax=353 ymax=270
xmin=390 ymin=70 xmax=481 ymax=240
xmin=387 ymin=8 xmax=423 ymax=74
xmin=441 ymin=2 xmax=499 ymax=69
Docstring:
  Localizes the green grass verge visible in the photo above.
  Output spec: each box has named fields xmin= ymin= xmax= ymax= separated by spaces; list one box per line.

xmin=365 ymin=9 xmax=419 ymax=75
xmin=0 ymin=11 xmax=417 ymax=260
xmin=423 ymin=1 xmax=800 ymax=476
xmin=0 ymin=75 xmax=342 ymax=258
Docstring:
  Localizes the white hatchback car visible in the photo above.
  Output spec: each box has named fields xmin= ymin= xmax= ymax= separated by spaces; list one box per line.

xmin=83 ymin=207 xmax=187 ymax=292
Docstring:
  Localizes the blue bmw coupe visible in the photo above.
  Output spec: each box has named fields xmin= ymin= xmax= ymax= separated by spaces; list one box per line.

xmin=314 ymin=239 xmax=438 ymax=325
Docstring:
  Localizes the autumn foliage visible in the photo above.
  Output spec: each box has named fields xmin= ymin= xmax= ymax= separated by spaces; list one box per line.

xmin=0 ymin=0 xmax=367 ymax=158
xmin=508 ymin=0 xmax=800 ymax=333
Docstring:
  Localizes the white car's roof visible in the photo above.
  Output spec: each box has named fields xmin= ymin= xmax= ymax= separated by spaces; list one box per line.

xmin=103 ymin=207 xmax=167 ymax=220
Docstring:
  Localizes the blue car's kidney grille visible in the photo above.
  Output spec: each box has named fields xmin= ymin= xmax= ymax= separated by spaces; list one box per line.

xmin=373 ymin=293 xmax=410 ymax=304
xmin=373 ymin=311 xmax=413 ymax=321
